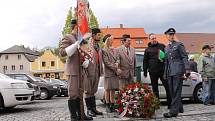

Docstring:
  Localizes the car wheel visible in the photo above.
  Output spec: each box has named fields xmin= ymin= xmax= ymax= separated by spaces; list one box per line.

xmin=0 ymin=94 xmax=4 ymax=109
xmin=40 ymin=89 xmax=49 ymax=100
xmin=193 ymin=84 xmax=203 ymax=102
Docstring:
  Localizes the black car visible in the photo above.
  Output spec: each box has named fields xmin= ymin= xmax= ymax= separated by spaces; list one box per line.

xmin=7 ymin=74 xmax=60 ymax=100
xmin=45 ymin=78 xmax=68 ymax=97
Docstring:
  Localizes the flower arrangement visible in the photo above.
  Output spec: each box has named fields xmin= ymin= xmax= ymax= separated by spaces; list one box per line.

xmin=115 ymin=83 xmax=160 ymax=118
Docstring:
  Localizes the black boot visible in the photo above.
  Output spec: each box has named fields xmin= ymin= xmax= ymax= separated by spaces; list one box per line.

xmin=106 ymin=103 xmax=111 ymax=113
xmin=91 ymin=96 xmax=103 ymax=115
xmin=68 ymin=99 xmax=78 ymax=121
xmin=76 ymin=98 xmax=93 ymax=120
xmin=110 ymin=103 xmax=117 ymax=113
xmin=85 ymin=97 xmax=96 ymax=117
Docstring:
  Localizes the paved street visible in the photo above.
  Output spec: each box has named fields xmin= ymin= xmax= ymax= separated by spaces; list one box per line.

xmin=1 ymin=97 xmax=215 ymax=121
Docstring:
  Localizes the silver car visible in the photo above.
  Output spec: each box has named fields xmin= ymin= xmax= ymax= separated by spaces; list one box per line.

xmin=95 ymin=53 xmax=203 ymax=102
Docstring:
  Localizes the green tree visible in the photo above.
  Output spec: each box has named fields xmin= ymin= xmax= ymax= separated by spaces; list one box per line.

xmin=62 ymin=7 xmax=73 ymax=37
xmin=88 ymin=8 xmax=99 ymax=29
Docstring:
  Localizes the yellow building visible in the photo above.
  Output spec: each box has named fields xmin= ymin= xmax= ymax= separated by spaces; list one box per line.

xmin=31 ymin=50 xmax=66 ymax=79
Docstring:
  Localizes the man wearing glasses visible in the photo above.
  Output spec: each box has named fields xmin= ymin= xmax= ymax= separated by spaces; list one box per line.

xmin=143 ymin=33 xmax=171 ymax=109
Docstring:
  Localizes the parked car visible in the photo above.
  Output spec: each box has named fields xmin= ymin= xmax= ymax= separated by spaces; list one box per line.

xmin=0 ymin=73 xmax=34 ymax=109
xmin=45 ymin=78 xmax=68 ymax=97
xmin=95 ymin=53 xmax=203 ymax=102
xmin=7 ymin=74 xmax=60 ymax=100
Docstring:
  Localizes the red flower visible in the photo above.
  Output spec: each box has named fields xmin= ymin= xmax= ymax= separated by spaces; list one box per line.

xmin=144 ymin=84 xmax=149 ymax=90
xmin=134 ymin=83 xmax=141 ymax=88
xmin=127 ymin=84 xmax=133 ymax=89
xmin=118 ymin=107 xmax=123 ymax=113
xmin=116 ymin=99 xmax=121 ymax=104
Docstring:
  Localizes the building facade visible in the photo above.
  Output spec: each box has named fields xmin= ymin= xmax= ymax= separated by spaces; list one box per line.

xmin=31 ymin=50 xmax=65 ymax=79
xmin=0 ymin=45 xmax=39 ymax=75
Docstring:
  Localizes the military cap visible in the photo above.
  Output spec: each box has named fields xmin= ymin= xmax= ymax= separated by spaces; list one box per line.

xmin=164 ymin=28 xmax=176 ymax=35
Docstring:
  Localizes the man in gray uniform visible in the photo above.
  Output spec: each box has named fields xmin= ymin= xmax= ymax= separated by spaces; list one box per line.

xmin=163 ymin=28 xmax=190 ymax=118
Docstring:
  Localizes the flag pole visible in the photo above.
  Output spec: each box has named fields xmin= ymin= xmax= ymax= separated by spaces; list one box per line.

xmin=77 ymin=1 xmax=84 ymax=121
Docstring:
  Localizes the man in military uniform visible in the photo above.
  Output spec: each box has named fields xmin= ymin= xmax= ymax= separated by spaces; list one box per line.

xmin=163 ymin=28 xmax=190 ymax=118
xmin=59 ymin=19 xmax=93 ymax=121
xmin=84 ymin=28 xmax=103 ymax=117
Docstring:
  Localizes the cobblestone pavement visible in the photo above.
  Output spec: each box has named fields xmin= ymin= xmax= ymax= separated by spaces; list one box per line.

xmin=1 ymin=97 xmax=215 ymax=121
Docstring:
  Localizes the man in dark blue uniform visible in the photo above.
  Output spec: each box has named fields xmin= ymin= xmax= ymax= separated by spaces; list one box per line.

xmin=163 ymin=28 xmax=190 ymax=118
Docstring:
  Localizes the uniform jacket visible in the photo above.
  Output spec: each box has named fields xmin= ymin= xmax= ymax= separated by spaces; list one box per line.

xmin=164 ymin=40 xmax=190 ymax=76
xmin=59 ymin=34 xmax=80 ymax=76
xmin=118 ymin=45 xmax=136 ymax=79
xmin=102 ymin=48 xmax=119 ymax=78
xmin=84 ymin=41 xmax=103 ymax=78
xmin=143 ymin=42 xmax=165 ymax=74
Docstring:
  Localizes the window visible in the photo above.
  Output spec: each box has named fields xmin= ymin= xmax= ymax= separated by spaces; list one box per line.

xmin=42 ymin=62 xmax=46 ymax=67
xmin=20 ymin=65 xmax=23 ymax=70
xmin=136 ymin=39 xmax=143 ymax=44
xmin=18 ymin=55 xmax=21 ymax=60
xmin=14 ymin=75 xmax=29 ymax=81
xmin=5 ymin=55 xmax=8 ymax=60
xmin=51 ymin=61 xmax=55 ymax=66
xmin=12 ymin=65 xmax=15 ymax=70
xmin=3 ymin=66 xmax=7 ymax=73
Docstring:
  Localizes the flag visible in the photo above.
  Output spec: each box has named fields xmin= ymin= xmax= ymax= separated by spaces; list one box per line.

xmin=77 ymin=0 xmax=90 ymax=36
xmin=77 ymin=0 xmax=94 ymax=63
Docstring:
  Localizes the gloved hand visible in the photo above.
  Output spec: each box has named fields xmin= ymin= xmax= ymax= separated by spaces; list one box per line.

xmin=65 ymin=41 xmax=80 ymax=56
xmin=82 ymin=59 xmax=89 ymax=68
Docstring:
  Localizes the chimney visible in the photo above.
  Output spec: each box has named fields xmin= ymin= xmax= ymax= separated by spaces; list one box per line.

xmin=120 ymin=24 xmax=123 ymax=28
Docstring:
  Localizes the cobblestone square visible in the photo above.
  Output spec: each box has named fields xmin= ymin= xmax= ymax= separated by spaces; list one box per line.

xmin=1 ymin=97 xmax=215 ymax=121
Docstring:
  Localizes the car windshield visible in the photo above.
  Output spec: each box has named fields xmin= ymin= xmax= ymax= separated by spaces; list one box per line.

xmin=0 ymin=73 xmax=12 ymax=79
xmin=34 ymin=77 xmax=48 ymax=83
xmin=51 ymin=79 xmax=65 ymax=85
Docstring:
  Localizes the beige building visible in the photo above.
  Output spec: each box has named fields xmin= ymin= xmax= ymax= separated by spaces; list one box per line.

xmin=0 ymin=45 xmax=39 ymax=75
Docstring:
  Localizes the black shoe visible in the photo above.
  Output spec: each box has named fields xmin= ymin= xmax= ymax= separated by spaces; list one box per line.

xmin=85 ymin=97 xmax=96 ymax=117
xmin=91 ymin=96 xmax=103 ymax=115
xmin=179 ymin=108 xmax=184 ymax=113
xmin=163 ymin=112 xmax=177 ymax=118
xmin=76 ymin=98 xmax=93 ymax=120
xmin=68 ymin=99 xmax=78 ymax=120
xmin=106 ymin=103 xmax=111 ymax=113
xmin=87 ymin=109 xmax=96 ymax=117
xmin=92 ymin=108 xmax=103 ymax=115
xmin=77 ymin=114 xmax=93 ymax=120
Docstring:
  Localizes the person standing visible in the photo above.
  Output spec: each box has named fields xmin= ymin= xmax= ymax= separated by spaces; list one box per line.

xmin=198 ymin=45 xmax=215 ymax=105
xmin=189 ymin=56 xmax=198 ymax=72
xmin=143 ymin=33 xmax=171 ymax=109
xmin=163 ymin=28 xmax=190 ymax=118
xmin=102 ymin=34 xmax=121 ymax=113
xmin=84 ymin=28 xmax=103 ymax=117
xmin=118 ymin=34 xmax=136 ymax=90
xmin=59 ymin=19 xmax=92 ymax=121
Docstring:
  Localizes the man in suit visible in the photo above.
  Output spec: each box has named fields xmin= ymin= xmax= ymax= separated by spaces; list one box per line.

xmin=84 ymin=28 xmax=104 ymax=117
xmin=143 ymin=33 xmax=171 ymax=108
xmin=118 ymin=34 xmax=136 ymax=90
xmin=59 ymin=20 xmax=92 ymax=121
xmin=163 ymin=28 xmax=190 ymax=118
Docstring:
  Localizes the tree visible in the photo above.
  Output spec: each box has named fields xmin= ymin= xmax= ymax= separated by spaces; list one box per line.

xmin=88 ymin=8 xmax=99 ymax=29
xmin=62 ymin=7 xmax=74 ymax=37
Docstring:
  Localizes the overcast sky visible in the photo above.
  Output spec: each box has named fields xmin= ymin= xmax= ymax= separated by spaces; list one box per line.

xmin=0 ymin=0 xmax=215 ymax=51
